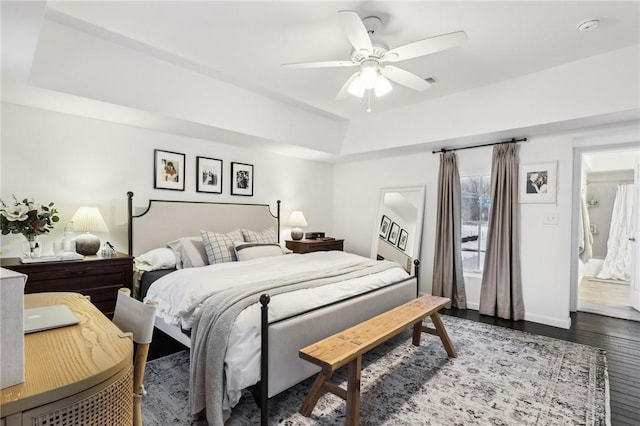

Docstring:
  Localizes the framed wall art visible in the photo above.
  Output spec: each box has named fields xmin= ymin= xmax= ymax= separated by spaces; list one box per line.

xmin=387 ymin=222 xmax=400 ymax=245
xmin=519 ymin=161 xmax=557 ymax=203
xmin=230 ymin=162 xmax=254 ymax=196
xmin=154 ymin=149 xmax=185 ymax=191
xmin=196 ymin=156 xmax=223 ymax=194
xmin=379 ymin=215 xmax=391 ymax=239
xmin=398 ymin=229 xmax=408 ymax=251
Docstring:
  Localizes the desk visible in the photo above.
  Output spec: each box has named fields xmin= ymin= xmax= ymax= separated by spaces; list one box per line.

xmin=0 ymin=293 xmax=133 ymax=426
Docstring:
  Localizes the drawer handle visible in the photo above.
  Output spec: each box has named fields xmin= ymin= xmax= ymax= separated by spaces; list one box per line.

xmin=65 ymin=268 xmax=92 ymax=276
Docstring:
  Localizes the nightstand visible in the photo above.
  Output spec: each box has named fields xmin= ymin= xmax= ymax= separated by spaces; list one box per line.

xmin=285 ymin=238 xmax=344 ymax=254
xmin=0 ymin=252 xmax=133 ymax=317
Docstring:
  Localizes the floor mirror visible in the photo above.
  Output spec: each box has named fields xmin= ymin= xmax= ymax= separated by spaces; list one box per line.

xmin=371 ymin=185 xmax=425 ymax=274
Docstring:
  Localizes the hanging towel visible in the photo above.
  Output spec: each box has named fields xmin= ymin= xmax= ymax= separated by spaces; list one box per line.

xmin=578 ymin=196 xmax=593 ymax=263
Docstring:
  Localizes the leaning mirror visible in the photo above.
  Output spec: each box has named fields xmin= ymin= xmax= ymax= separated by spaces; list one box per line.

xmin=371 ymin=185 xmax=425 ymax=274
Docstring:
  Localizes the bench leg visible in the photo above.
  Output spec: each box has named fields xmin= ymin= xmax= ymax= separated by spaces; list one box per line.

xmin=431 ymin=312 xmax=457 ymax=358
xmin=412 ymin=321 xmax=423 ymax=346
xmin=299 ymin=368 xmax=333 ymax=417
xmin=345 ymin=355 xmax=362 ymax=426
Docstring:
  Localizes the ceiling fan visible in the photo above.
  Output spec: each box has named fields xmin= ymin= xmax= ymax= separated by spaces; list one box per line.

xmin=283 ymin=11 xmax=467 ymax=101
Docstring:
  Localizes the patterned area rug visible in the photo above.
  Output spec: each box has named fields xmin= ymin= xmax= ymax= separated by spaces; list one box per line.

xmin=142 ymin=315 xmax=609 ymax=425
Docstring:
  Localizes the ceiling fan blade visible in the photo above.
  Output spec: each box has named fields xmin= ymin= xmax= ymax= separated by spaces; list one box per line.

xmin=381 ymin=66 xmax=432 ymax=91
xmin=338 ymin=10 xmax=373 ymax=56
xmin=383 ymin=31 xmax=467 ymax=62
xmin=282 ymin=60 xmax=356 ymax=69
xmin=336 ymin=71 xmax=360 ymax=100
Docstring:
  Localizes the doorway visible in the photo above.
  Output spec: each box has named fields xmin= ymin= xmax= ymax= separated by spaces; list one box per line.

xmin=573 ymin=145 xmax=640 ymax=321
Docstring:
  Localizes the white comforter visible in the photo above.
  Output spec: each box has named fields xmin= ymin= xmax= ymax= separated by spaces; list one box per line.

xmin=145 ymin=251 xmax=410 ymax=407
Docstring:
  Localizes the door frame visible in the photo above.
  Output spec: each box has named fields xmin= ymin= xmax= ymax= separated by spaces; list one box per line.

xmin=570 ymin=140 xmax=640 ymax=312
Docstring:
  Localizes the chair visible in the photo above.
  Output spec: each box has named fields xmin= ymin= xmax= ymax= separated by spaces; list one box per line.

xmin=112 ymin=288 xmax=158 ymax=426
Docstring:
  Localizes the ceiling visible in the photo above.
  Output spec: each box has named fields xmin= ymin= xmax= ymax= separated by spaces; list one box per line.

xmin=17 ymin=1 xmax=640 ymax=120
xmin=1 ymin=1 xmax=639 ymax=160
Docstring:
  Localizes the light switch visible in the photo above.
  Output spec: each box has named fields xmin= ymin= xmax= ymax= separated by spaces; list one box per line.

xmin=543 ymin=211 xmax=559 ymax=225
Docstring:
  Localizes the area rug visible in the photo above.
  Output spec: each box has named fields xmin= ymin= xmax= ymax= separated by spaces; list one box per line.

xmin=142 ymin=315 xmax=609 ymax=425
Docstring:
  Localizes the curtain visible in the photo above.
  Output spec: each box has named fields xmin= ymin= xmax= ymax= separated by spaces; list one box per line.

xmin=597 ymin=184 xmax=634 ymax=281
xmin=479 ymin=143 xmax=524 ymax=320
xmin=432 ymin=151 xmax=467 ymax=308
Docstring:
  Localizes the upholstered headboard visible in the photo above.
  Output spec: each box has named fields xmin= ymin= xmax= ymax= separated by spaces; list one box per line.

xmin=127 ymin=192 xmax=280 ymax=256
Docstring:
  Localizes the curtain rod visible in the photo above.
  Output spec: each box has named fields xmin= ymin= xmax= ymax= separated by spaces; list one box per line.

xmin=432 ymin=137 xmax=527 ymax=154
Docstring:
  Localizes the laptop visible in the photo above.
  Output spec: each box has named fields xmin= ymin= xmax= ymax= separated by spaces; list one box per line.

xmin=24 ymin=304 xmax=80 ymax=334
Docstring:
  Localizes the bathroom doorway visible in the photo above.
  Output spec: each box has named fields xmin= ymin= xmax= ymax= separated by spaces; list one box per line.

xmin=575 ymin=146 xmax=640 ymax=321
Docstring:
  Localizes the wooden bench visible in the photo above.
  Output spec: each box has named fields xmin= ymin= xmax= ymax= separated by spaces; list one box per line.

xmin=298 ymin=295 xmax=456 ymax=425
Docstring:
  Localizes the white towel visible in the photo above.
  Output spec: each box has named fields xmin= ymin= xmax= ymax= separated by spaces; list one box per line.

xmin=578 ymin=196 xmax=593 ymax=263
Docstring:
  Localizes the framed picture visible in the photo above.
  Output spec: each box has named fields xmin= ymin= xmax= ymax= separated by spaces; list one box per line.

xmin=154 ymin=149 xmax=185 ymax=191
xmin=388 ymin=222 xmax=400 ymax=245
xmin=196 ymin=156 xmax=223 ymax=194
xmin=230 ymin=162 xmax=254 ymax=196
xmin=519 ymin=161 xmax=557 ymax=203
xmin=398 ymin=229 xmax=408 ymax=251
xmin=379 ymin=215 xmax=391 ymax=238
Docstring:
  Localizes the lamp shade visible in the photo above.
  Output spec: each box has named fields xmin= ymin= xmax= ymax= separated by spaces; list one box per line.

xmin=288 ymin=211 xmax=308 ymax=241
xmin=71 ymin=207 xmax=109 ymax=233
xmin=288 ymin=211 xmax=308 ymax=227
xmin=71 ymin=207 xmax=109 ymax=255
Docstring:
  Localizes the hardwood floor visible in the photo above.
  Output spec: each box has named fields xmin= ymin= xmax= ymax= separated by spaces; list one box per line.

xmin=148 ymin=309 xmax=640 ymax=425
xmin=444 ymin=308 xmax=640 ymax=426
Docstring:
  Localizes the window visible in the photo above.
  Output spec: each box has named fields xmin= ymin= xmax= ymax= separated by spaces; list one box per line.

xmin=461 ymin=175 xmax=491 ymax=272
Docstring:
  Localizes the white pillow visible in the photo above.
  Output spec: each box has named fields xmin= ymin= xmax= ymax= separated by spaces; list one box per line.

xmin=134 ymin=248 xmax=177 ymax=272
xmin=167 ymin=237 xmax=209 ymax=269
xmin=201 ymin=229 xmax=244 ymax=264
xmin=241 ymin=227 xmax=278 ymax=244
xmin=234 ymin=242 xmax=284 ymax=261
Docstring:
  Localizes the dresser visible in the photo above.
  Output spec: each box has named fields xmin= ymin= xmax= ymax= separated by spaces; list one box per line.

xmin=0 ymin=253 xmax=133 ymax=317
xmin=285 ymin=238 xmax=344 ymax=254
xmin=0 ymin=292 xmax=133 ymax=426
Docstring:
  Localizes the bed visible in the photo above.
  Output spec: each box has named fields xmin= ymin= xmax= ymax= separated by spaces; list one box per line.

xmin=126 ymin=192 xmax=419 ymax=425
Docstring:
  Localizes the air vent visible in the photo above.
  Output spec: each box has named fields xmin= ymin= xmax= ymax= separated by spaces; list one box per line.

xmin=425 ymin=76 xmax=438 ymax=84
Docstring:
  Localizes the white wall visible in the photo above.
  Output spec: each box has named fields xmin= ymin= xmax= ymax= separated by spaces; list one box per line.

xmin=0 ymin=103 xmax=334 ymax=257
xmin=333 ymin=124 xmax=636 ymax=329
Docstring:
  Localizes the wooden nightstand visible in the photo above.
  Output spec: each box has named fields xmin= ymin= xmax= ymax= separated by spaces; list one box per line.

xmin=0 ymin=252 xmax=133 ymax=318
xmin=285 ymin=238 xmax=344 ymax=254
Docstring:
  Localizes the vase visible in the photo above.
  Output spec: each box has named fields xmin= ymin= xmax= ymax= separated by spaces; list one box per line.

xmin=22 ymin=236 xmax=42 ymax=259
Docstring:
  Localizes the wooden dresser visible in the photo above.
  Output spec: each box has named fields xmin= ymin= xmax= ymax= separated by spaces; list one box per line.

xmin=285 ymin=238 xmax=344 ymax=254
xmin=0 ymin=253 xmax=133 ymax=317
xmin=0 ymin=292 xmax=133 ymax=426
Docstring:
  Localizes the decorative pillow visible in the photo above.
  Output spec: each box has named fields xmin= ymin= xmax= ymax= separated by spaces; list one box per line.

xmin=201 ymin=229 xmax=244 ymax=264
xmin=242 ymin=227 xmax=278 ymax=244
xmin=134 ymin=248 xmax=177 ymax=272
xmin=233 ymin=242 xmax=284 ymax=261
xmin=166 ymin=237 xmax=208 ymax=269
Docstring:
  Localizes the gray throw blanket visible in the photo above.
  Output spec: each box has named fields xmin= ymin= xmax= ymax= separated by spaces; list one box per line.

xmin=189 ymin=258 xmax=398 ymax=425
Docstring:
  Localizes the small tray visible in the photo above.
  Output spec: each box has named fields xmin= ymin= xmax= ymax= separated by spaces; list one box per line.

xmin=20 ymin=253 xmax=84 ymax=264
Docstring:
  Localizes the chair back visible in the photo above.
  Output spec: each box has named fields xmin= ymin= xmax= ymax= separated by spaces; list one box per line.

xmin=113 ymin=288 xmax=157 ymax=344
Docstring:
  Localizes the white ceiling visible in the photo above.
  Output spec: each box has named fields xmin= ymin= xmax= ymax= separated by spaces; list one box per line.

xmin=22 ymin=1 xmax=640 ymax=119
xmin=2 ymin=1 xmax=639 ymax=159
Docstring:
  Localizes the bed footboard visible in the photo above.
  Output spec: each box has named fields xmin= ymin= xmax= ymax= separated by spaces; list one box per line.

xmin=259 ymin=260 xmax=420 ymax=425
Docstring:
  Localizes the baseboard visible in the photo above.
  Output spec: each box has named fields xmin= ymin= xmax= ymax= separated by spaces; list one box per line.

xmin=524 ymin=312 xmax=571 ymax=329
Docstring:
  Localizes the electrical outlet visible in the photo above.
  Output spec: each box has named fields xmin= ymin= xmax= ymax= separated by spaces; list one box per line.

xmin=543 ymin=211 xmax=559 ymax=225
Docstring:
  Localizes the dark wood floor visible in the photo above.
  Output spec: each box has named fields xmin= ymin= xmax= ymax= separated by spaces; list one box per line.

xmin=147 ymin=309 xmax=640 ymax=425
xmin=444 ymin=308 xmax=640 ymax=426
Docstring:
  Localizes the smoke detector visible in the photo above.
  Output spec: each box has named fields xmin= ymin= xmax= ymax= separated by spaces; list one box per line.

xmin=577 ymin=19 xmax=600 ymax=32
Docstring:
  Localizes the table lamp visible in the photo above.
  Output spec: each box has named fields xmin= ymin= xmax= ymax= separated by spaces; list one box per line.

xmin=288 ymin=211 xmax=308 ymax=240
xmin=71 ymin=206 xmax=110 ymax=255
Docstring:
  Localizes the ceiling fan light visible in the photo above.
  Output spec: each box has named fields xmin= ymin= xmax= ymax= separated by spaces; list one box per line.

xmin=347 ymin=75 xmax=365 ymax=98
xmin=360 ymin=64 xmax=378 ymax=89
xmin=374 ymin=75 xmax=392 ymax=97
